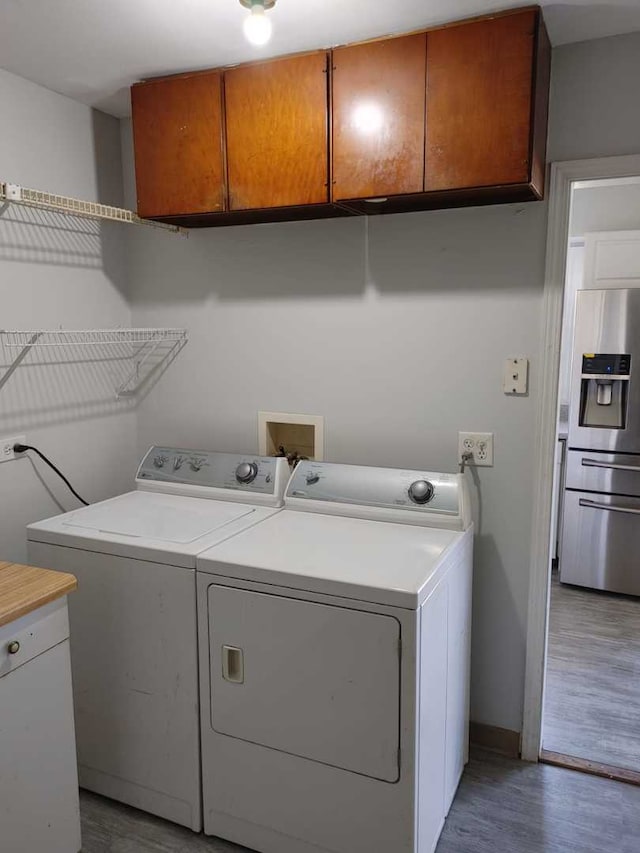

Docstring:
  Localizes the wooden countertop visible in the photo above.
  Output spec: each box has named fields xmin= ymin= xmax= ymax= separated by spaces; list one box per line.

xmin=0 ymin=561 xmax=77 ymax=628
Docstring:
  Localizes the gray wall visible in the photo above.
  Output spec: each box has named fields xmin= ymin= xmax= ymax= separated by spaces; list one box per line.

xmin=570 ymin=180 xmax=640 ymax=237
xmin=548 ymin=31 xmax=640 ymax=162
xmin=124 ymin=206 xmax=545 ymax=731
xmin=122 ymin=29 xmax=640 ymax=732
xmin=0 ymin=69 xmax=137 ymax=562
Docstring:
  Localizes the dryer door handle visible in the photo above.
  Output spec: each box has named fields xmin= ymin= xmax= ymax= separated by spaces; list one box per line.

xmin=222 ymin=645 xmax=244 ymax=684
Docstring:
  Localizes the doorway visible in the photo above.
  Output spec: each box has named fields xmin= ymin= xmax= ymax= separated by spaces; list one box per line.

xmin=543 ymin=184 xmax=640 ymax=776
xmin=522 ymin=156 xmax=640 ymax=773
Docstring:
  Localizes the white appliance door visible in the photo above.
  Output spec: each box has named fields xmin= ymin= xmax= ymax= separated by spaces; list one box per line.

xmin=208 ymin=585 xmax=401 ymax=782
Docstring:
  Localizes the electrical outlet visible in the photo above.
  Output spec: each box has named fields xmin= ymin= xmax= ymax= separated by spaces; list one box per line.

xmin=0 ymin=435 xmax=26 ymax=463
xmin=458 ymin=432 xmax=494 ymax=467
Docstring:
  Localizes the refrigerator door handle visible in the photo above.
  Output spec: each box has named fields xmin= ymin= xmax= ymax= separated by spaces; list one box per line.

xmin=582 ymin=458 xmax=640 ymax=473
xmin=579 ymin=498 xmax=640 ymax=516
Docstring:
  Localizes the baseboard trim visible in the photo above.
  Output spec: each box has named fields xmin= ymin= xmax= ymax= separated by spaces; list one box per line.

xmin=469 ymin=722 xmax=521 ymax=758
xmin=540 ymin=749 xmax=640 ymax=787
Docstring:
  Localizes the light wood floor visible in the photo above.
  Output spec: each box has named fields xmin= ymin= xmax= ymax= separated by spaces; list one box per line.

xmin=80 ymin=749 xmax=640 ymax=852
xmin=543 ymin=573 xmax=640 ymax=772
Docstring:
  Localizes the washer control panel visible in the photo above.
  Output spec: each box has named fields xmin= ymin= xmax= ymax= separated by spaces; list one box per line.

xmin=287 ymin=461 xmax=461 ymax=516
xmin=137 ymin=447 xmax=281 ymax=495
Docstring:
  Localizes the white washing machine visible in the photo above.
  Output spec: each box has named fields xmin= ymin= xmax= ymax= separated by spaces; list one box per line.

xmin=27 ymin=446 xmax=289 ymax=831
xmin=197 ymin=460 xmax=474 ymax=853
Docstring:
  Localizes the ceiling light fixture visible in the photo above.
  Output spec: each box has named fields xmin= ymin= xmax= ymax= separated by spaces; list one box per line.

xmin=240 ymin=0 xmax=276 ymax=47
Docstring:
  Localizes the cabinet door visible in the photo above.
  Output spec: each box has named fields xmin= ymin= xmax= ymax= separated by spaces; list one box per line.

xmin=332 ymin=34 xmax=426 ymax=200
xmin=0 ymin=640 xmax=81 ymax=853
xmin=425 ymin=11 xmax=536 ymax=191
xmin=584 ymin=231 xmax=640 ymax=289
xmin=225 ymin=53 xmax=329 ymax=210
xmin=132 ymin=71 xmax=225 ymax=218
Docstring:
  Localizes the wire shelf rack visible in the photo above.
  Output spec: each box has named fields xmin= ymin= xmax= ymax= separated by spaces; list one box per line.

xmin=0 ymin=181 xmax=187 ymax=236
xmin=1 ymin=329 xmax=187 ymax=348
xmin=0 ymin=328 xmax=188 ymax=398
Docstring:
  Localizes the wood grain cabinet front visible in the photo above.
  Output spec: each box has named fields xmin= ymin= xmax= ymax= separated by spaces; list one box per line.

xmin=131 ymin=71 xmax=225 ymax=218
xmin=129 ymin=7 xmax=551 ymax=225
xmin=224 ymin=52 xmax=330 ymax=211
xmin=425 ymin=8 xmax=550 ymax=197
xmin=332 ymin=33 xmax=427 ymax=201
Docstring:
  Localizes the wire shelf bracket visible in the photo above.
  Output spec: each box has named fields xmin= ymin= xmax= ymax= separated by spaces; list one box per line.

xmin=0 ymin=328 xmax=188 ymax=398
xmin=0 ymin=181 xmax=188 ymax=236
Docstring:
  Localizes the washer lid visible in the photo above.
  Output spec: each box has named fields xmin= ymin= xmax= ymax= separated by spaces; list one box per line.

xmin=27 ymin=491 xmax=281 ymax=568
xmin=61 ymin=491 xmax=255 ymax=544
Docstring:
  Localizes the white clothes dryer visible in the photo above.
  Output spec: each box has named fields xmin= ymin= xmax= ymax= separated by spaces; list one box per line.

xmin=197 ymin=460 xmax=474 ymax=853
xmin=27 ymin=447 xmax=289 ymax=831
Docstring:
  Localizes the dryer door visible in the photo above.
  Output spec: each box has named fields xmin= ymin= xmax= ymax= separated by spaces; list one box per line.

xmin=208 ymin=585 xmax=401 ymax=782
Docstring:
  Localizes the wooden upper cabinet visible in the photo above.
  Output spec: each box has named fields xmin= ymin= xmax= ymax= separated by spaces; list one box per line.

xmin=129 ymin=8 xmax=550 ymax=224
xmin=131 ymin=72 xmax=225 ymax=218
xmin=332 ymin=34 xmax=427 ymax=201
xmin=425 ymin=9 xmax=545 ymax=193
xmin=224 ymin=52 xmax=329 ymax=211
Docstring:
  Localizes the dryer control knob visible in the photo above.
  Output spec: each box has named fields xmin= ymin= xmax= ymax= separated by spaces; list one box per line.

xmin=305 ymin=472 xmax=320 ymax=485
xmin=408 ymin=480 xmax=434 ymax=505
xmin=236 ymin=462 xmax=258 ymax=484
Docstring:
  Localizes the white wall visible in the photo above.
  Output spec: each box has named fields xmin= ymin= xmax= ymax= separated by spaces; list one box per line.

xmin=0 ymin=69 xmax=137 ymax=562
xmin=121 ymin=29 xmax=640 ymax=733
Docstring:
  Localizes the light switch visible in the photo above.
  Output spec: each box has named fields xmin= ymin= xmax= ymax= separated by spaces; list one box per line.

xmin=503 ymin=358 xmax=529 ymax=395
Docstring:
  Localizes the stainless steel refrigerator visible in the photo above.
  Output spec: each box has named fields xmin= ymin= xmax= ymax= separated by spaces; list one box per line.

xmin=561 ymin=288 xmax=640 ymax=596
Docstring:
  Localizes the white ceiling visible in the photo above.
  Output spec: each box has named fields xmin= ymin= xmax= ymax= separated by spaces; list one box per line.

xmin=2 ymin=0 xmax=640 ymax=118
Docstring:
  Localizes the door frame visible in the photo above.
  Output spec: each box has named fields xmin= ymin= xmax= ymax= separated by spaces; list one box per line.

xmin=521 ymin=153 xmax=640 ymax=762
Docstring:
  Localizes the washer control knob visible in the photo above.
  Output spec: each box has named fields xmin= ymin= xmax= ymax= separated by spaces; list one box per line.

xmin=306 ymin=472 xmax=320 ymax=485
xmin=408 ymin=480 xmax=434 ymax=505
xmin=7 ymin=640 xmax=20 ymax=655
xmin=153 ymin=455 xmax=167 ymax=468
xmin=236 ymin=462 xmax=258 ymax=484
